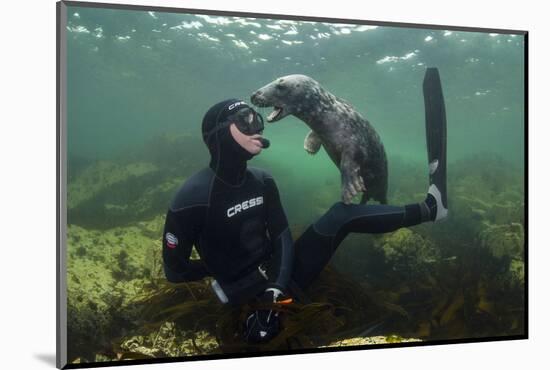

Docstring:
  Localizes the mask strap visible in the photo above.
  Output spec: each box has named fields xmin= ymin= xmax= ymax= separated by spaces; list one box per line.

xmin=203 ymin=120 xmax=232 ymax=144
xmin=211 ymin=101 xmax=235 ymax=178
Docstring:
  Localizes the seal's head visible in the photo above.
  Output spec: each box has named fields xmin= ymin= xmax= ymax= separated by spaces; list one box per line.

xmin=250 ymin=74 xmax=323 ymax=123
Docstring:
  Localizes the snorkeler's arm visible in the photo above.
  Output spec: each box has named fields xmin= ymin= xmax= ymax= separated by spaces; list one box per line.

xmin=263 ymin=174 xmax=294 ymax=292
xmin=162 ymin=208 xmax=209 ymax=282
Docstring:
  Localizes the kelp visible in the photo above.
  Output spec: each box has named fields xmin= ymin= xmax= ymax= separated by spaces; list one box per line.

xmin=105 ymin=266 xmax=407 ymax=359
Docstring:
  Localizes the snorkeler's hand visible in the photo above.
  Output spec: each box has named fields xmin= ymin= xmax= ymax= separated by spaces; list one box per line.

xmin=263 ymin=287 xmax=293 ymax=305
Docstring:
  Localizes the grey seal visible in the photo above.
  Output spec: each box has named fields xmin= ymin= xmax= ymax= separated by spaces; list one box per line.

xmin=251 ymin=74 xmax=388 ymax=204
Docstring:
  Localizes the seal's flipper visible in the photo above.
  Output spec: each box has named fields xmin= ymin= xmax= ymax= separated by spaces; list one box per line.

xmin=304 ymin=130 xmax=322 ymax=155
xmin=423 ymin=67 xmax=448 ymax=221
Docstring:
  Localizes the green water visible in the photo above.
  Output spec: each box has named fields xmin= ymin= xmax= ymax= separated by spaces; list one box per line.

xmin=66 ymin=6 xmax=524 ymax=222
xmin=64 ymin=5 xmax=525 ymax=363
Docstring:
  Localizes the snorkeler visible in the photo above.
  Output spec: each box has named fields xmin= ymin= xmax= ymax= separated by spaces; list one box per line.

xmin=162 ymin=68 xmax=448 ymax=344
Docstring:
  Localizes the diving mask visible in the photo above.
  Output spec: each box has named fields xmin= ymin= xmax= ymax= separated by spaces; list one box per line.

xmin=203 ymin=106 xmax=265 ymax=143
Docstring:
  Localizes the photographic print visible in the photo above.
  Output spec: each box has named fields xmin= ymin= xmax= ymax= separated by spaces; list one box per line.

xmin=57 ymin=1 xmax=527 ymax=367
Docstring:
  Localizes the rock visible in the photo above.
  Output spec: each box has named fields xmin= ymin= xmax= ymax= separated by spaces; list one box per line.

xmin=67 ymin=159 xmax=185 ymax=229
xmin=377 ymin=228 xmax=440 ymax=277
xmin=509 ymin=259 xmax=524 ymax=287
xmin=66 ymin=220 xmax=163 ymax=361
xmin=119 ymin=323 xmax=219 ymax=358
xmin=68 ymin=161 xmax=158 ymax=210
xmin=479 ymin=222 xmax=524 ymax=260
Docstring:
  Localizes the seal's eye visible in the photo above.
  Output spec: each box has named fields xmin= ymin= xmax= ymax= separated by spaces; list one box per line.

xmin=276 ymin=84 xmax=285 ymax=90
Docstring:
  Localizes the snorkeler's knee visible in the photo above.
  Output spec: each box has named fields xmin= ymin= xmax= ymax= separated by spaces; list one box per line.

xmin=313 ymin=201 xmax=349 ymax=236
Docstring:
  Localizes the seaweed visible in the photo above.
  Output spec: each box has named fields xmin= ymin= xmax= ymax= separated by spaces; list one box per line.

xmin=101 ymin=266 xmax=418 ymax=359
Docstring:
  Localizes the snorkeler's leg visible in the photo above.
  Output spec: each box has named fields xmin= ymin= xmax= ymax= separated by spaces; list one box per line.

xmin=291 ymin=201 xmax=430 ymax=290
xmin=291 ymin=225 xmax=333 ymax=291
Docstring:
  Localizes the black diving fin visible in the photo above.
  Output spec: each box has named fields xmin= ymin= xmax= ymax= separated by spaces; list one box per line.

xmin=423 ymin=67 xmax=448 ymax=221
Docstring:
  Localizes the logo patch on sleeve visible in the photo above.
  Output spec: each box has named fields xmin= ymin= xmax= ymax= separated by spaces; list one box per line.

xmin=165 ymin=233 xmax=178 ymax=249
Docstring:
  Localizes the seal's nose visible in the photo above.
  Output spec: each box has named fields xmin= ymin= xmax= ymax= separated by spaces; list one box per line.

xmin=250 ymin=90 xmax=262 ymax=104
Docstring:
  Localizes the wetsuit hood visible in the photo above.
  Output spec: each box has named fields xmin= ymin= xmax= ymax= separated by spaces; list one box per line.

xmin=202 ymin=98 xmax=254 ymax=185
